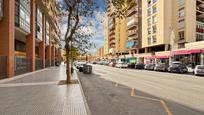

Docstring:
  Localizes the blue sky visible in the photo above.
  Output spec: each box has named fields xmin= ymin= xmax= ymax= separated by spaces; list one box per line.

xmin=60 ymin=0 xmax=106 ymax=54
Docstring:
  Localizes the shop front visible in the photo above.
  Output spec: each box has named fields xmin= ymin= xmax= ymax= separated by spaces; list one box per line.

xmin=172 ymin=49 xmax=203 ymax=68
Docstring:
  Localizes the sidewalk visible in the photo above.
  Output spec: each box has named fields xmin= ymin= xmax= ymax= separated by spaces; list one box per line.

xmin=0 ymin=66 xmax=89 ymax=115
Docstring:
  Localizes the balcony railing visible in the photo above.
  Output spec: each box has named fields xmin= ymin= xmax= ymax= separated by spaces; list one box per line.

xmin=0 ymin=56 xmax=7 ymax=79
xmin=15 ymin=0 xmax=31 ymax=33
xmin=127 ymin=7 xmax=138 ymax=16
xmin=127 ymin=18 xmax=138 ymax=29
xmin=15 ymin=56 xmax=32 ymax=75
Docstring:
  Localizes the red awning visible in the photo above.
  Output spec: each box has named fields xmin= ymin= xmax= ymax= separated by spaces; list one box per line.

xmin=173 ymin=49 xmax=202 ymax=55
xmin=155 ymin=56 xmax=169 ymax=59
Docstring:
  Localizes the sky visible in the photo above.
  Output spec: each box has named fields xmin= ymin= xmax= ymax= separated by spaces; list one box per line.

xmin=59 ymin=0 xmax=106 ymax=54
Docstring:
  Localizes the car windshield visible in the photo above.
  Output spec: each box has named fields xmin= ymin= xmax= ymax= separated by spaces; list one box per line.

xmin=197 ymin=66 xmax=204 ymax=69
xmin=172 ymin=63 xmax=181 ymax=67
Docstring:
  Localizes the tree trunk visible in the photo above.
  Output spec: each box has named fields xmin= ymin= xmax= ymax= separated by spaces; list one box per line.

xmin=66 ymin=49 xmax=71 ymax=84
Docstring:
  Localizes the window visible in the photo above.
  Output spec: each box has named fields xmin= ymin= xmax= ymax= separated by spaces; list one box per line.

xmin=152 ymin=35 xmax=157 ymax=43
xmin=196 ymin=34 xmax=204 ymax=41
xmin=36 ymin=6 xmax=42 ymax=40
xmin=46 ymin=20 xmax=50 ymax=45
xmin=147 ymin=18 xmax=151 ymax=26
xmin=152 ymin=15 xmax=157 ymax=24
xmin=178 ymin=19 xmax=185 ymax=29
xmin=147 ymin=0 xmax=151 ymax=7
xmin=153 ymin=0 xmax=157 ymax=4
xmin=152 ymin=5 xmax=157 ymax=14
xmin=152 ymin=25 xmax=157 ymax=33
xmin=178 ymin=0 xmax=185 ymax=6
xmin=178 ymin=31 xmax=184 ymax=40
xmin=178 ymin=7 xmax=185 ymax=18
xmin=147 ymin=27 xmax=151 ymax=35
xmin=0 ymin=0 xmax=3 ymax=20
xmin=147 ymin=9 xmax=151 ymax=16
xmin=15 ymin=0 xmax=30 ymax=33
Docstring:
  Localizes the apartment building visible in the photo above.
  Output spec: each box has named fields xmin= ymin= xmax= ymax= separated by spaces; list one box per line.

xmin=104 ymin=15 xmax=109 ymax=57
xmin=0 ymin=0 xmax=61 ymax=79
xmin=126 ymin=0 xmax=141 ymax=53
xmin=97 ymin=46 xmax=104 ymax=59
xmin=105 ymin=0 xmax=127 ymax=58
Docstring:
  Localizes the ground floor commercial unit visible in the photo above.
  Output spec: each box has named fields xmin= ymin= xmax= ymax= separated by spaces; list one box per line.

xmin=107 ymin=41 xmax=204 ymax=68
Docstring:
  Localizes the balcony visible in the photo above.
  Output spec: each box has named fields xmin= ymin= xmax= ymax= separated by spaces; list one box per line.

xmin=109 ymin=39 xmax=116 ymax=44
xmin=127 ymin=18 xmax=138 ymax=30
xmin=127 ymin=29 xmax=137 ymax=37
xmin=196 ymin=21 xmax=204 ymax=33
xmin=109 ymin=31 xmax=115 ymax=36
xmin=15 ymin=0 xmax=31 ymax=34
xmin=109 ymin=36 xmax=115 ymax=41
xmin=127 ymin=7 xmax=138 ymax=17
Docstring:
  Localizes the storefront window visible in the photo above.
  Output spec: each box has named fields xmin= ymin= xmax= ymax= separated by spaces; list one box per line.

xmin=0 ymin=0 xmax=3 ymax=20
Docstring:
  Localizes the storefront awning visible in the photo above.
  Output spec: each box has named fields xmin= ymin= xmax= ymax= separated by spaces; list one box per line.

xmin=155 ymin=55 xmax=169 ymax=59
xmin=173 ymin=49 xmax=202 ymax=55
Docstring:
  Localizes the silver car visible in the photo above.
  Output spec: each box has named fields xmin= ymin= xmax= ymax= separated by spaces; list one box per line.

xmin=194 ymin=65 xmax=204 ymax=76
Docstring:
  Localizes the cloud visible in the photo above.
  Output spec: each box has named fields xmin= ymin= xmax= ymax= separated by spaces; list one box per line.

xmin=60 ymin=9 xmax=106 ymax=54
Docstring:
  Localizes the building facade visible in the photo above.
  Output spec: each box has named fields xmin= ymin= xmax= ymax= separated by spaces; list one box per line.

xmin=103 ymin=0 xmax=204 ymax=67
xmin=0 ymin=0 xmax=61 ymax=79
xmin=105 ymin=0 xmax=127 ymax=59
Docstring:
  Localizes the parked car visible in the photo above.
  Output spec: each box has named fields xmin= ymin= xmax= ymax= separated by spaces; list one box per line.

xmin=144 ymin=63 xmax=155 ymax=70
xmin=135 ymin=63 xmax=145 ymax=69
xmin=154 ymin=63 xmax=169 ymax=71
xmin=127 ymin=63 xmax=135 ymax=69
xmin=115 ymin=62 xmax=128 ymax=68
xmin=109 ymin=62 xmax=116 ymax=67
xmin=92 ymin=61 xmax=97 ymax=64
xmin=76 ymin=62 xmax=86 ymax=69
xmin=79 ymin=63 xmax=87 ymax=72
xmin=168 ymin=61 xmax=188 ymax=73
xmin=55 ymin=61 xmax=60 ymax=66
xmin=103 ymin=61 xmax=110 ymax=66
xmin=193 ymin=65 xmax=204 ymax=76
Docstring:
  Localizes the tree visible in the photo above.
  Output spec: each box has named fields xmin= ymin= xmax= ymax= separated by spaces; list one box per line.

xmin=62 ymin=0 xmax=97 ymax=84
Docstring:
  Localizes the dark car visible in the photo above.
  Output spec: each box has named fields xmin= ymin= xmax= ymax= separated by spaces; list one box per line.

xmin=55 ymin=61 xmax=60 ymax=66
xmin=128 ymin=63 xmax=135 ymax=69
xmin=154 ymin=63 xmax=169 ymax=71
xmin=144 ymin=63 xmax=155 ymax=70
xmin=168 ymin=61 xmax=188 ymax=73
xmin=135 ymin=63 xmax=145 ymax=69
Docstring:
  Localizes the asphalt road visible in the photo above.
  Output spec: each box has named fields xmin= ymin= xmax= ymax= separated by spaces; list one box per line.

xmin=91 ymin=64 xmax=204 ymax=112
xmin=77 ymin=65 xmax=204 ymax=115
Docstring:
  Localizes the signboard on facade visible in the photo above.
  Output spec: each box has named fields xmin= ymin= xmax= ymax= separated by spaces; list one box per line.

xmin=0 ymin=0 xmax=3 ymax=21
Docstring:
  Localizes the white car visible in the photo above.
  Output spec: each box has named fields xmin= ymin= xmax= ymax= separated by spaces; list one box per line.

xmin=194 ymin=65 xmax=204 ymax=76
xmin=115 ymin=62 xmax=128 ymax=68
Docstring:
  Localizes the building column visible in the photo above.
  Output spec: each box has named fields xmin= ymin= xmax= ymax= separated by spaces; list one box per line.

xmin=0 ymin=0 xmax=15 ymax=77
xmin=46 ymin=45 xmax=51 ymax=66
xmin=51 ymin=45 xmax=55 ymax=66
xmin=39 ymin=14 xmax=45 ymax=68
xmin=201 ymin=52 xmax=204 ymax=65
xmin=26 ymin=0 xmax=36 ymax=71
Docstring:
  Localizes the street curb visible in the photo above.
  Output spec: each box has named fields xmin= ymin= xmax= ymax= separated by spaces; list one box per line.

xmin=0 ymin=68 xmax=49 ymax=84
xmin=74 ymin=69 xmax=92 ymax=115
